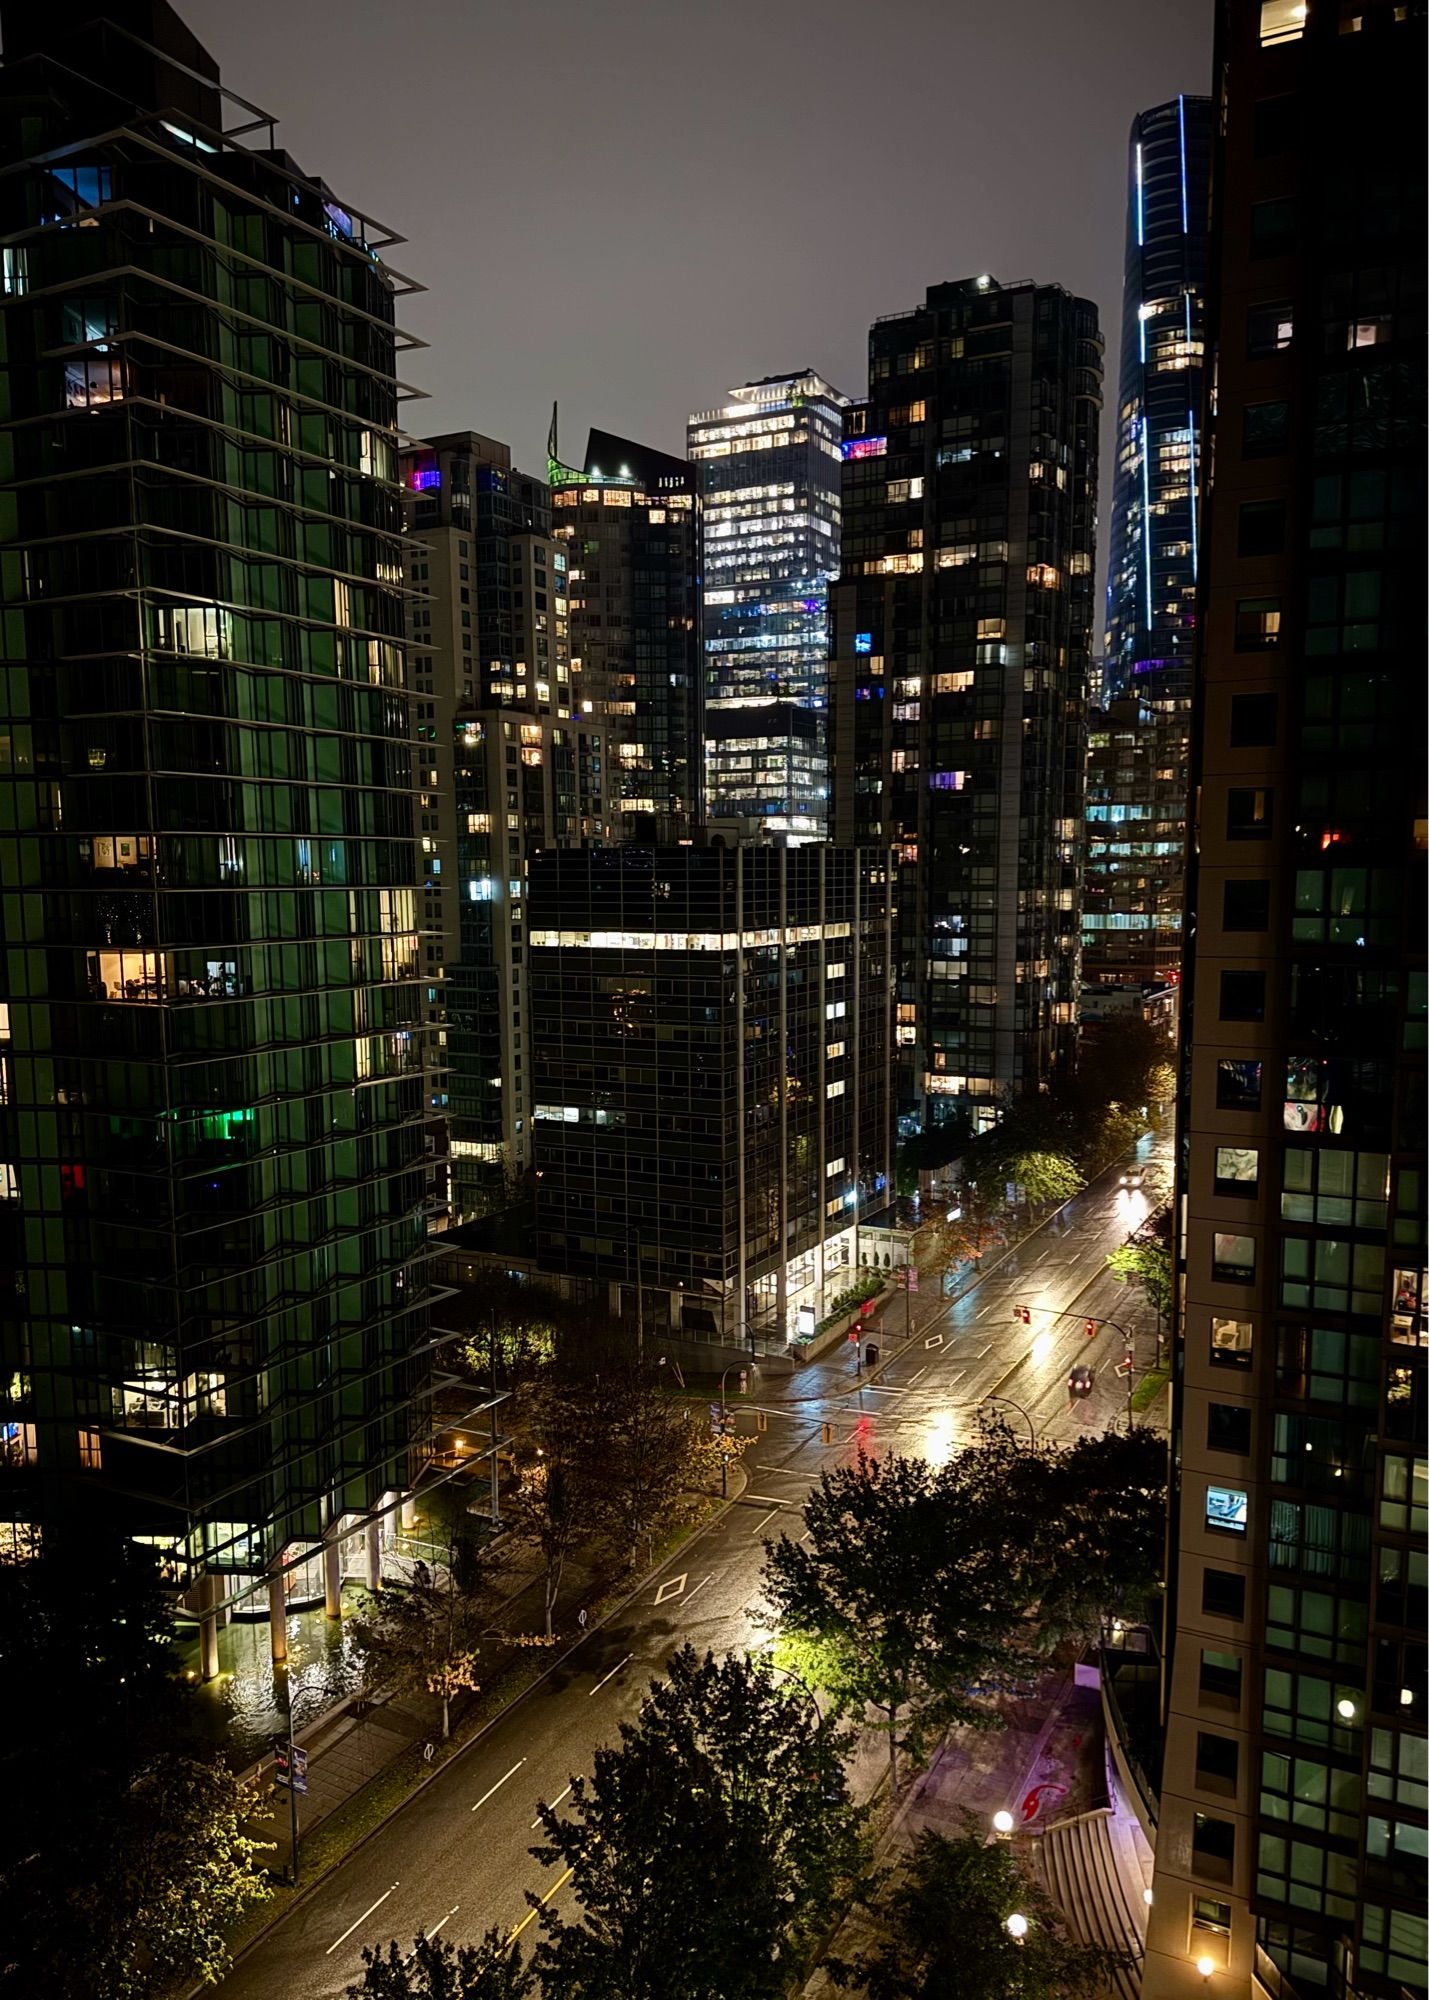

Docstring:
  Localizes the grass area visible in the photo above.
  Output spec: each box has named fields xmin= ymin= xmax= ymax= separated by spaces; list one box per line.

xmin=1130 ymin=1364 xmax=1171 ymax=1413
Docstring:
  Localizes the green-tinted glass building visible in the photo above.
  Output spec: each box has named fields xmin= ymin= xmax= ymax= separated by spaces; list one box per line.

xmin=0 ymin=0 xmax=431 ymax=1663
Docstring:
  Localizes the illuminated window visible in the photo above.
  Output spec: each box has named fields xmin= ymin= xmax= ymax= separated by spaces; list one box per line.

xmin=1260 ymin=0 xmax=1306 ymax=42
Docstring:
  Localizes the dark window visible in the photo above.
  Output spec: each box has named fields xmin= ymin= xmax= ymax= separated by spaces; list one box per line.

xmin=1247 ymin=302 xmax=1294 ymax=357
xmin=1236 ymin=598 xmax=1282 ymax=649
xmin=1221 ymin=970 xmax=1267 ymax=1021
xmin=1217 ymin=1059 xmax=1263 ymax=1110
xmin=1250 ymin=198 xmax=1297 ymax=256
xmin=1196 ymin=1732 xmax=1241 ymax=1791
xmin=1244 ymin=401 xmax=1291 ymax=456
xmin=1200 ymin=1648 xmax=1244 ymax=1701
xmin=1208 ymin=1403 xmax=1253 ymax=1453
xmin=1203 ymin=1568 xmax=1246 ymax=1619
xmin=1238 ymin=500 xmax=1287 ymax=557
xmin=1193 ymin=1812 xmax=1236 ymax=1874
xmin=1224 ymin=879 xmax=1271 ymax=931
xmin=1230 ymin=692 xmax=1278 ymax=746
xmin=1253 ymin=95 xmax=1297 ymax=157
xmin=1228 ymin=787 xmax=1274 ymax=839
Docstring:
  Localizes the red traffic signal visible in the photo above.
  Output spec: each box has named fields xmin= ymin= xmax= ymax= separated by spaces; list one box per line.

xmin=1084 ymin=1318 xmax=1098 ymax=1339
xmin=1015 ymin=1305 xmax=1031 ymax=1325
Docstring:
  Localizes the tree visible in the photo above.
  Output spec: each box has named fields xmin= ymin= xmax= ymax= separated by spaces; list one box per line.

xmin=530 ymin=1645 xmax=864 ymax=2000
xmin=565 ymin=1356 xmax=708 ymax=1569
xmin=832 ymin=1818 xmax=1131 ymax=1999
xmin=761 ymin=1455 xmax=1017 ymax=1798
xmin=1106 ymin=1241 xmax=1173 ymax=1325
xmin=0 ymin=1537 xmax=269 ymax=1999
xmin=997 ymin=1148 xmax=1084 ymax=1210
xmin=508 ymin=1449 xmax=580 ymax=1643
xmin=348 ymin=1930 xmax=534 ymax=1999
xmin=350 ymin=1522 xmax=489 ymax=1739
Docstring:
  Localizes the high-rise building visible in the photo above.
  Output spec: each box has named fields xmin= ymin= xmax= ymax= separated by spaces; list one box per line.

xmin=401 ymin=433 xmax=604 ymax=1221
xmin=1092 ymin=97 xmax=1211 ymax=992
xmin=831 ymin=276 xmax=1101 ymax=1134
xmin=687 ymin=371 xmax=848 ymax=838
xmin=1141 ymin=5 xmax=1426 ymax=1995
xmin=0 ymin=0 xmax=432 ymax=1669
xmin=548 ymin=419 xmax=701 ymax=839
xmin=1104 ymin=95 xmax=1212 ymax=703
xmin=1082 ymin=693 xmax=1188 ymax=986
xmin=528 ymin=840 xmax=893 ymax=1352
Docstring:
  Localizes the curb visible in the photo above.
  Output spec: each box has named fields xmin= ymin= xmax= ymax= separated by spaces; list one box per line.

xmin=195 ymin=1461 xmax=751 ymax=1995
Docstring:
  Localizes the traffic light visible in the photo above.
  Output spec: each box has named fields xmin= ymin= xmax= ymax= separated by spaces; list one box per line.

xmin=1015 ymin=1305 xmax=1031 ymax=1325
xmin=756 ymin=1409 xmax=768 ymax=1433
xmin=1084 ymin=1318 xmax=1098 ymax=1339
xmin=820 ymin=1421 xmax=834 ymax=1445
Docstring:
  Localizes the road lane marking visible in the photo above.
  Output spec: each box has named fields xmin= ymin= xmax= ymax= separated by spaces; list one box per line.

xmin=507 ymin=1866 xmax=574 ymax=1943
xmin=684 ymin=1572 xmax=715 ymax=1606
xmin=924 ymin=1332 xmax=944 ymax=1349
xmin=470 ymin=1759 xmax=526 ymax=1813
xmin=327 ymin=1883 xmax=399 ymax=1955
xmin=799 ymin=1530 xmax=813 ymax=1546
xmin=745 ymin=1494 xmax=789 ymax=1504
xmin=588 ymin=1654 xmax=632 ymax=1695
xmin=654 ymin=1572 xmax=687 ymax=1605
xmin=907 ymin=1365 xmax=928 ymax=1386
xmin=532 ymin=1783 xmax=574 ymax=1828
xmin=405 ymin=1906 xmax=460 ymax=1960
xmin=750 ymin=1508 xmax=780 ymax=1537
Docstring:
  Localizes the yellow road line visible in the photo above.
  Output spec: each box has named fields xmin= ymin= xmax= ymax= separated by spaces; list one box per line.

xmin=507 ymin=1865 xmax=574 ymax=1943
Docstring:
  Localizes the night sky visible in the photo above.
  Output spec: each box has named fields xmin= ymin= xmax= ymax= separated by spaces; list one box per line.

xmin=182 ymin=0 xmax=1211 ymax=484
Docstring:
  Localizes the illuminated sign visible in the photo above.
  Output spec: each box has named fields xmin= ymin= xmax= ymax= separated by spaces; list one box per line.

xmin=841 ymin=435 xmax=887 ymax=460
xmin=410 ymin=465 xmax=441 ymax=492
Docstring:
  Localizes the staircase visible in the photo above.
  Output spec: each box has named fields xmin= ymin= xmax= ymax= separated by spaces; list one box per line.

xmin=1035 ymin=1806 xmax=1147 ymax=1999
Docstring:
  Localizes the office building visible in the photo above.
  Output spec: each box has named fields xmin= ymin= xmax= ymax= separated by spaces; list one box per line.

xmin=1103 ymin=94 xmax=1212 ymax=703
xmin=0 ymin=0 xmax=432 ymax=1668
xmin=1082 ymin=693 xmax=1189 ymax=985
xmin=548 ymin=419 xmax=701 ymax=839
xmin=1093 ymin=97 xmax=1211 ymax=993
xmin=1141 ymin=4 xmax=1426 ymax=1995
xmin=830 ymin=275 xmax=1101 ymax=1134
xmin=402 ymin=433 xmax=604 ymax=1220
xmin=688 ymin=371 xmax=848 ymax=837
xmin=527 ymin=840 xmax=894 ymax=1352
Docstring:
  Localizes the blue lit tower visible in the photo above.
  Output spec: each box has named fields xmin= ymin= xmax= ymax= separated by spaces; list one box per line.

xmin=1103 ymin=96 xmax=1212 ymax=700
xmin=688 ymin=372 xmax=848 ymax=838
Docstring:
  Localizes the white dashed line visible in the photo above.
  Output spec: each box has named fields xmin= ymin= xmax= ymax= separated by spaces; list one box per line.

xmin=470 ymin=1759 xmax=526 ymax=1814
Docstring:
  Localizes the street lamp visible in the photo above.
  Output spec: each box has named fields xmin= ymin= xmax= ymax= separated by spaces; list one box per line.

xmin=991 ymin=1809 xmax=1015 ymax=1836
xmin=716 ymin=1363 xmax=751 ymax=1499
xmin=980 ymin=1395 xmax=1039 ymax=1446
xmin=1005 ymin=1913 xmax=1029 ymax=1940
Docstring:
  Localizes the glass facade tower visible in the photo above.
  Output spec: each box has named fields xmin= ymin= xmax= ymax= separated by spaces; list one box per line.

xmin=687 ymin=372 xmax=847 ymax=838
xmin=1142 ymin=5 xmax=1426 ymax=1996
xmin=831 ymin=276 xmax=1101 ymax=1133
xmin=0 ymin=2 xmax=432 ymax=1650
xmin=1104 ymin=95 xmax=1212 ymax=703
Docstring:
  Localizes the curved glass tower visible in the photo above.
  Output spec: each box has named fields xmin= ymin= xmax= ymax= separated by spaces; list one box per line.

xmin=1103 ymin=96 xmax=1212 ymax=701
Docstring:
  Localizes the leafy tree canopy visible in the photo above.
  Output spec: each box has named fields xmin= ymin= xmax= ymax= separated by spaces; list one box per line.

xmin=348 ymin=1930 xmax=535 ymax=1999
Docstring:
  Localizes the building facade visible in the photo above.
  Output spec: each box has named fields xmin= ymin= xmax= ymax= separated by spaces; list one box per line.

xmin=527 ymin=841 xmax=894 ymax=1353
xmin=402 ymin=433 xmax=603 ymax=1220
xmin=830 ymin=276 xmax=1101 ymax=1134
xmin=1082 ymin=693 xmax=1189 ymax=985
xmin=548 ymin=421 xmax=701 ymax=840
xmin=0 ymin=0 xmax=432 ymax=1665
xmin=687 ymin=371 xmax=847 ymax=838
xmin=1104 ymin=95 xmax=1213 ymax=704
xmin=1144 ymin=5 xmax=1426 ymax=1996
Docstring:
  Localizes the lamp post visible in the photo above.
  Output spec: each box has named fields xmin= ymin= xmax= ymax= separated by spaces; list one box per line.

xmin=979 ymin=1394 xmax=1039 ymax=1446
xmin=716 ymin=1362 xmax=749 ymax=1499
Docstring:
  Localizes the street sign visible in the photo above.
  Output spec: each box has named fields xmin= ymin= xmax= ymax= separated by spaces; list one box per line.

xmin=291 ymin=1747 xmax=308 ymax=1795
xmin=906 ymin=1267 xmax=919 ymax=1293
xmin=273 ymin=1741 xmax=307 ymax=1792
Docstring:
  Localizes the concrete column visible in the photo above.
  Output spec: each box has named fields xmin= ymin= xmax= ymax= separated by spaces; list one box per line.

xmin=198 ymin=1573 xmax=222 ymax=1683
xmin=267 ymin=1565 xmax=288 ymax=1665
xmin=400 ymin=1492 xmax=417 ymax=1531
xmin=364 ymin=1519 xmax=382 ymax=1591
xmin=323 ymin=1536 xmax=342 ymax=1620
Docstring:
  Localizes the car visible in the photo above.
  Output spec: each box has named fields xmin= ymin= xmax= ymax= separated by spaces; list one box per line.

xmin=1119 ymin=1164 xmax=1145 ymax=1190
xmin=1067 ymin=1365 xmax=1095 ymax=1400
